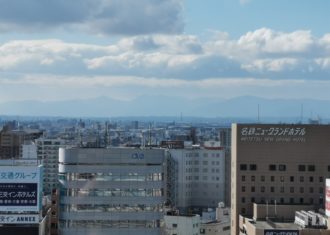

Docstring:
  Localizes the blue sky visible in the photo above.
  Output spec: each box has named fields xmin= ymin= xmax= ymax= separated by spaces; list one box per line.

xmin=0 ymin=0 xmax=330 ymax=110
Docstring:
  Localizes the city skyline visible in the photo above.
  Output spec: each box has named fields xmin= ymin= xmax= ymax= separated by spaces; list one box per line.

xmin=1 ymin=1 xmax=330 ymax=117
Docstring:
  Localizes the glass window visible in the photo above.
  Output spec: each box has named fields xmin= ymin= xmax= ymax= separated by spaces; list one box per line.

xmin=261 ymin=176 xmax=265 ymax=182
xmin=271 ymin=176 xmax=275 ymax=182
xmin=279 ymin=164 xmax=286 ymax=171
xmin=261 ymin=186 xmax=265 ymax=193
xmin=290 ymin=176 xmax=294 ymax=182
xmin=300 ymin=176 xmax=304 ymax=182
xmin=270 ymin=187 xmax=274 ymax=193
xmin=240 ymin=164 xmax=247 ymax=171
xmin=251 ymin=176 xmax=255 ymax=181
xmin=269 ymin=164 xmax=276 ymax=171
xmin=242 ymin=176 xmax=246 ymax=182
xmin=309 ymin=176 xmax=314 ymax=182
xmin=250 ymin=164 xmax=257 ymax=171
xmin=308 ymin=165 xmax=315 ymax=172
xmin=298 ymin=165 xmax=306 ymax=171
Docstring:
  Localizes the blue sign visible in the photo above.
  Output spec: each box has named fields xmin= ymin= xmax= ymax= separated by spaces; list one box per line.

xmin=0 ymin=183 xmax=37 ymax=207
xmin=131 ymin=153 xmax=145 ymax=160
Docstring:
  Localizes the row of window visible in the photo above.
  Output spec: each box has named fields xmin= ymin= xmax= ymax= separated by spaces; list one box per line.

xmin=59 ymin=172 xmax=163 ymax=181
xmin=240 ymin=164 xmax=320 ymax=171
xmin=186 ymin=161 xmax=221 ymax=166
xmin=241 ymin=186 xmax=324 ymax=194
xmin=59 ymin=220 xmax=161 ymax=228
xmin=185 ymin=168 xmax=221 ymax=173
xmin=241 ymin=175 xmax=324 ymax=183
xmin=61 ymin=203 xmax=163 ymax=213
xmin=61 ymin=188 xmax=164 ymax=197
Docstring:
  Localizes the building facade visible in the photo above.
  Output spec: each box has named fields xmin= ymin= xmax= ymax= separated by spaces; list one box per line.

xmin=58 ymin=147 xmax=167 ymax=235
xmin=231 ymin=124 xmax=330 ymax=235
xmin=168 ymin=143 xmax=226 ymax=213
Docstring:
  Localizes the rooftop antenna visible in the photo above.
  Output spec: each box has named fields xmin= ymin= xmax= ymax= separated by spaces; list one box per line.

xmin=148 ymin=123 xmax=152 ymax=146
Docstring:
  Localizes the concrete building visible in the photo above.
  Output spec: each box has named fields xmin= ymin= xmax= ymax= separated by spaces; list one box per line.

xmin=167 ymin=141 xmax=226 ymax=213
xmin=58 ymin=147 xmax=167 ymax=235
xmin=231 ymin=124 xmax=330 ymax=235
xmin=35 ymin=139 xmax=65 ymax=195
xmin=164 ymin=213 xmax=201 ymax=235
xmin=201 ymin=203 xmax=231 ymax=235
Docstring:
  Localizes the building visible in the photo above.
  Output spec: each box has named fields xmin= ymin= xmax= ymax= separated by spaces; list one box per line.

xmin=35 ymin=139 xmax=66 ymax=195
xmin=164 ymin=213 xmax=201 ymax=235
xmin=200 ymin=203 xmax=231 ymax=235
xmin=231 ymin=124 xmax=330 ymax=235
xmin=58 ymin=147 xmax=167 ymax=235
xmin=0 ymin=127 xmax=43 ymax=159
xmin=167 ymin=141 xmax=225 ymax=213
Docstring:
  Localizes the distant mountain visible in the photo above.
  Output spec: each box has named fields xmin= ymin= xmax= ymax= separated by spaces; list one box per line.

xmin=0 ymin=95 xmax=329 ymax=121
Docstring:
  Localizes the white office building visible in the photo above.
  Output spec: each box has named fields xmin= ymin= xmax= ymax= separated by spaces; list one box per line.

xmin=36 ymin=139 xmax=65 ymax=195
xmin=58 ymin=147 xmax=167 ymax=235
xmin=168 ymin=142 xmax=226 ymax=213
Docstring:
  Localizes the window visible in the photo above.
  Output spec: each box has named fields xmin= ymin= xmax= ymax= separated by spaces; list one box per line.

xmin=251 ymin=186 xmax=255 ymax=192
xmin=251 ymin=197 xmax=255 ymax=203
xmin=299 ymin=176 xmax=304 ymax=182
xmin=270 ymin=187 xmax=275 ymax=193
xmin=261 ymin=186 xmax=265 ymax=193
xmin=280 ymin=176 xmax=284 ymax=182
xmin=310 ymin=198 xmax=314 ymax=204
xmin=269 ymin=164 xmax=276 ymax=171
xmin=328 ymin=165 xmax=330 ymax=172
xmin=223 ymin=226 xmax=230 ymax=231
xmin=279 ymin=164 xmax=286 ymax=171
xmin=319 ymin=187 xmax=324 ymax=194
xmin=280 ymin=198 xmax=284 ymax=204
xmin=300 ymin=198 xmax=304 ymax=204
xmin=240 ymin=164 xmax=247 ymax=171
xmin=298 ymin=165 xmax=306 ymax=171
xmin=300 ymin=187 xmax=304 ymax=193
xmin=241 ymin=208 xmax=246 ymax=214
xmin=319 ymin=177 xmax=324 ymax=183
xmin=242 ymin=186 xmax=246 ymax=192
xmin=241 ymin=197 xmax=246 ymax=203
xmin=290 ymin=187 xmax=294 ymax=193
xmin=271 ymin=176 xmax=275 ymax=182
xmin=172 ymin=224 xmax=178 ymax=228
xmin=309 ymin=187 xmax=314 ymax=193
xmin=280 ymin=187 xmax=284 ymax=193
xmin=308 ymin=165 xmax=315 ymax=172
xmin=309 ymin=176 xmax=314 ymax=182
xmin=290 ymin=176 xmax=294 ymax=182
xmin=250 ymin=164 xmax=257 ymax=171
xmin=290 ymin=198 xmax=294 ymax=204
xmin=261 ymin=176 xmax=265 ymax=182
xmin=242 ymin=176 xmax=246 ymax=182
xmin=251 ymin=176 xmax=255 ymax=181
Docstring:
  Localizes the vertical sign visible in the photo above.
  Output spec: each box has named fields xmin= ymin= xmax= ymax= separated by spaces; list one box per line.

xmin=326 ymin=179 xmax=330 ymax=217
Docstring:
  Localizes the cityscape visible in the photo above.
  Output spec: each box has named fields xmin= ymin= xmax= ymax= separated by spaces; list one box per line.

xmin=1 ymin=1 xmax=330 ymax=235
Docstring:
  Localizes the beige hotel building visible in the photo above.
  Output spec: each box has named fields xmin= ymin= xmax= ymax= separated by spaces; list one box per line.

xmin=231 ymin=124 xmax=330 ymax=235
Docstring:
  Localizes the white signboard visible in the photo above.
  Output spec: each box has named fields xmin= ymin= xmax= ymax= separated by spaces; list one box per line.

xmin=0 ymin=166 xmax=43 ymax=212
xmin=240 ymin=127 xmax=306 ymax=143
xmin=325 ymin=179 xmax=330 ymax=217
xmin=0 ymin=214 xmax=39 ymax=224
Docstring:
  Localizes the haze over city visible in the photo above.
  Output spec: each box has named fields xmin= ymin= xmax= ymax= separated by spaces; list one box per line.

xmin=0 ymin=0 xmax=330 ymax=118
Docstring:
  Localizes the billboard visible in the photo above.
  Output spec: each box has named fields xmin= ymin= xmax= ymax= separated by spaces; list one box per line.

xmin=326 ymin=179 xmax=330 ymax=216
xmin=0 ymin=166 xmax=42 ymax=212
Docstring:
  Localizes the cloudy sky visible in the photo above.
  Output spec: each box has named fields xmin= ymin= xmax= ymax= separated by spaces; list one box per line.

xmin=1 ymin=0 xmax=330 ymax=104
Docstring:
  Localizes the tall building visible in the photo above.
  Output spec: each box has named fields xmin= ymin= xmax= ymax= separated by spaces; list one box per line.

xmin=231 ymin=124 xmax=330 ymax=235
xmin=35 ymin=139 xmax=65 ymax=195
xmin=167 ymin=141 xmax=226 ymax=213
xmin=58 ymin=147 xmax=167 ymax=235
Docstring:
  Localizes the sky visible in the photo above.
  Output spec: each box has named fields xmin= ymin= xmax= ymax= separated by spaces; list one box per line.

xmin=1 ymin=0 xmax=330 ymax=106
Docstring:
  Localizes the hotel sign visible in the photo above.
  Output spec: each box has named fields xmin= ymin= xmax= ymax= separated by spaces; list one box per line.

xmin=264 ymin=230 xmax=299 ymax=235
xmin=240 ymin=127 xmax=306 ymax=143
xmin=0 ymin=214 xmax=39 ymax=224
